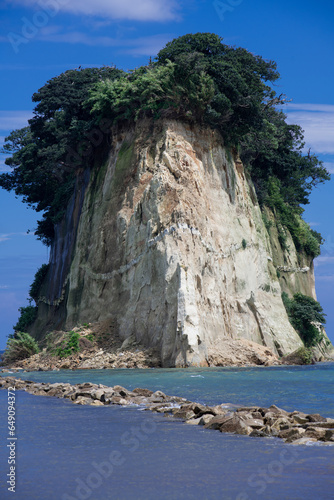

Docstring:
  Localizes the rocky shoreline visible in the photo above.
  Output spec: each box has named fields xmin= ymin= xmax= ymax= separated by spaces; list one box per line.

xmin=3 ymin=321 xmax=332 ymax=372
xmin=1 ymin=375 xmax=334 ymax=446
xmin=0 ymin=333 xmax=316 ymax=373
xmin=2 ymin=345 xmax=162 ymax=372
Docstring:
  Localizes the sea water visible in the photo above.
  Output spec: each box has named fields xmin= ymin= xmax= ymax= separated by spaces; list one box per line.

xmin=0 ymin=364 xmax=333 ymax=500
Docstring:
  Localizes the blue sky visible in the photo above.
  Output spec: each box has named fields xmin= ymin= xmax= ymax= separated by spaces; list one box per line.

xmin=0 ymin=0 xmax=333 ymax=349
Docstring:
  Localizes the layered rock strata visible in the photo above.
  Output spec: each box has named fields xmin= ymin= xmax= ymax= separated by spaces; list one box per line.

xmin=1 ymin=376 xmax=333 ymax=446
xmin=34 ymin=120 xmax=323 ymax=366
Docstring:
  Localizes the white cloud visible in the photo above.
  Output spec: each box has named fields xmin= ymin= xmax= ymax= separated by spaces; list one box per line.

xmin=316 ymin=274 xmax=334 ymax=282
xmin=315 ymin=256 xmax=334 ymax=266
xmin=36 ymin=30 xmax=172 ymax=55
xmin=0 ymin=232 xmax=32 ymax=243
xmin=324 ymin=162 xmax=334 ymax=174
xmin=287 ymin=103 xmax=334 ymax=113
xmin=120 ymin=35 xmax=172 ymax=56
xmin=0 ymin=110 xmax=33 ymax=132
xmin=284 ymin=103 xmax=334 ymax=154
xmin=11 ymin=0 xmax=180 ymax=22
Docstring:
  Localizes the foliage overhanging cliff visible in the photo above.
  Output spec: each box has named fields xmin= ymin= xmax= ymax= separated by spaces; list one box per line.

xmin=1 ymin=33 xmax=332 ymax=365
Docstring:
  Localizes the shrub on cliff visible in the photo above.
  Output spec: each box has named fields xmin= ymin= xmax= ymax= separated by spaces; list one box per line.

xmin=29 ymin=263 xmax=50 ymax=302
xmin=264 ymin=177 xmax=324 ymax=257
xmin=13 ymin=305 xmax=37 ymax=332
xmin=282 ymin=292 xmax=326 ymax=348
xmin=3 ymin=332 xmax=39 ymax=365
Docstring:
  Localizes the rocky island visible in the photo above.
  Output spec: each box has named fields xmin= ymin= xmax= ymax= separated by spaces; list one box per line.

xmin=1 ymin=33 xmax=333 ymax=368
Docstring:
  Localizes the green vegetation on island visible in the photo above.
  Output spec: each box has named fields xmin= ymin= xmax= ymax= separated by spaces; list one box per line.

xmin=0 ymin=33 xmax=329 ymax=252
xmin=0 ymin=33 xmax=331 ymax=353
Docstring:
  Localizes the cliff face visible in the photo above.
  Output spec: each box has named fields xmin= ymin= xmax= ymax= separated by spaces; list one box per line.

xmin=35 ymin=120 xmax=318 ymax=366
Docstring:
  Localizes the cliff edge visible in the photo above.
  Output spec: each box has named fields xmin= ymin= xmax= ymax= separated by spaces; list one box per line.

xmin=33 ymin=120 xmax=323 ymax=366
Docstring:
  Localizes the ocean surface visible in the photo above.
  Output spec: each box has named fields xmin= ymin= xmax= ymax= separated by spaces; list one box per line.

xmin=0 ymin=363 xmax=333 ymax=500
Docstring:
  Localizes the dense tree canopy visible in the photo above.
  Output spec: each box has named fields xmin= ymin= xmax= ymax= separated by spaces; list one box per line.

xmin=1 ymin=67 xmax=124 ymax=244
xmin=0 ymin=33 xmax=330 ymax=254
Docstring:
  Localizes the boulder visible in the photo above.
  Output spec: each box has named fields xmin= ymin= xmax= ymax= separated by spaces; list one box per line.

xmin=153 ymin=390 xmax=167 ymax=399
xmin=249 ymin=426 xmax=271 ymax=438
xmin=292 ymin=414 xmax=309 ymax=425
xmin=63 ymin=389 xmax=78 ymax=400
xmin=185 ymin=417 xmax=202 ymax=425
xmin=304 ymin=427 xmax=327 ymax=440
xmin=303 ymin=420 xmax=334 ymax=429
xmin=219 ymin=415 xmax=252 ymax=436
xmin=90 ymin=400 xmax=105 ymax=406
xmin=47 ymin=386 xmax=67 ymax=397
xmin=110 ymin=396 xmax=131 ymax=405
xmin=113 ymin=385 xmax=130 ymax=398
xmin=251 ymin=411 xmax=263 ymax=420
xmin=241 ymin=417 xmax=265 ymax=430
xmin=103 ymin=389 xmax=115 ymax=402
xmin=211 ymin=405 xmax=229 ymax=416
xmin=173 ymin=409 xmax=196 ymax=420
xmin=59 ymin=361 xmax=72 ymax=369
xmin=278 ymin=428 xmax=305 ymax=442
xmin=91 ymin=389 xmax=106 ymax=401
xmin=132 ymin=388 xmax=154 ymax=397
xmin=190 ymin=403 xmax=216 ymax=416
xmin=263 ymin=412 xmax=280 ymax=426
xmin=307 ymin=414 xmax=327 ymax=423
xmin=74 ymin=396 xmax=93 ymax=405
xmin=268 ymin=404 xmax=289 ymax=416
xmin=324 ymin=430 xmax=334 ymax=441
xmin=204 ymin=414 xmax=234 ymax=430
xmin=199 ymin=414 xmax=214 ymax=426
xmin=271 ymin=417 xmax=293 ymax=432
xmin=75 ymin=390 xmax=95 ymax=399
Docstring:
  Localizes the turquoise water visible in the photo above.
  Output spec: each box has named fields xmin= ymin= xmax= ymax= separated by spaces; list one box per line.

xmin=0 ymin=364 xmax=334 ymax=499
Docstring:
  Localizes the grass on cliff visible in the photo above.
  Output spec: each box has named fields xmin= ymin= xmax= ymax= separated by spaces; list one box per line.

xmin=113 ymin=141 xmax=135 ymax=190
xmin=54 ymin=331 xmax=81 ymax=358
xmin=263 ymin=178 xmax=323 ymax=258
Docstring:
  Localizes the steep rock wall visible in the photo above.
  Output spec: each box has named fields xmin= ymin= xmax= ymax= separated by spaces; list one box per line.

xmin=36 ymin=120 xmax=311 ymax=366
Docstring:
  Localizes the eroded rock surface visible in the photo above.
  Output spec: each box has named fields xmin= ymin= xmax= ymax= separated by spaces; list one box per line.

xmin=32 ymin=120 xmax=332 ymax=366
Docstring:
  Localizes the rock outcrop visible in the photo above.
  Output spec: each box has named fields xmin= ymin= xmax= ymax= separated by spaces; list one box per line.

xmin=32 ymin=119 xmax=328 ymax=366
xmin=1 ymin=376 xmax=334 ymax=446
